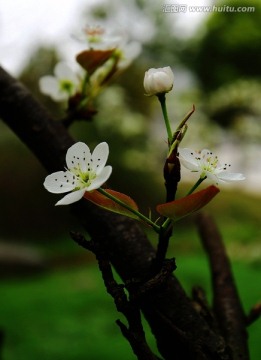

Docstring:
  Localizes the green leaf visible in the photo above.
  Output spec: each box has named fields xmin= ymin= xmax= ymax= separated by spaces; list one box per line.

xmin=84 ymin=189 xmax=139 ymax=220
xmin=156 ymin=185 xmax=220 ymax=221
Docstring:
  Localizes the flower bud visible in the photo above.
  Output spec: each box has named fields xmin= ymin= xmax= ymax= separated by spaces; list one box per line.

xmin=144 ymin=66 xmax=174 ymax=96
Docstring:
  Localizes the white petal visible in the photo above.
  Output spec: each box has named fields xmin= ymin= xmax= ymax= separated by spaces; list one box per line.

xmin=90 ymin=142 xmax=109 ymax=175
xmin=55 ymin=189 xmax=85 ymax=206
xmin=217 ymin=172 xmax=246 ymax=182
xmin=54 ymin=62 xmax=78 ymax=83
xmin=39 ymin=76 xmax=58 ymax=95
xmin=206 ymin=172 xmax=219 ymax=184
xmin=39 ymin=76 xmax=68 ymax=101
xmin=66 ymin=142 xmax=91 ymax=172
xmin=87 ymin=166 xmax=112 ymax=191
xmin=118 ymin=41 xmax=141 ymax=69
xmin=200 ymin=149 xmax=212 ymax=157
xmin=178 ymin=148 xmax=199 ymax=171
xmin=44 ymin=171 xmax=77 ymax=193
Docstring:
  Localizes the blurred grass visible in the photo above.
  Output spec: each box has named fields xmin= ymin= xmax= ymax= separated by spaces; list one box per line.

xmin=0 ymin=266 xmax=159 ymax=360
xmin=0 ymin=257 xmax=260 ymax=360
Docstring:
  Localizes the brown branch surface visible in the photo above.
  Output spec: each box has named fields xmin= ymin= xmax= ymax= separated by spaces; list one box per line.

xmin=0 ymin=66 xmax=234 ymax=360
xmin=197 ymin=212 xmax=249 ymax=360
xmin=70 ymin=232 xmax=161 ymax=360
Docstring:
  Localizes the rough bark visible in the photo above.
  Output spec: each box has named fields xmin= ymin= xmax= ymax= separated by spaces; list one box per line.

xmin=197 ymin=213 xmax=249 ymax=360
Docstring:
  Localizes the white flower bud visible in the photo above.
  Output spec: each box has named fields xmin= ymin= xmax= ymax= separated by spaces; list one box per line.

xmin=144 ymin=66 xmax=174 ymax=96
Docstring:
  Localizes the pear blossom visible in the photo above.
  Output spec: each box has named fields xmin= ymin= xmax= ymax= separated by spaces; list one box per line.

xmin=178 ymin=148 xmax=245 ymax=184
xmin=74 ymin=25 xmax=141 ymax=68
xmin=144 ymin=67 xmax=174 ymax=96
xmin=39 ymin=62 xmax=81 ymax=102
xmin=78 ymin=25 xmax=122 ymax=50
xmin=44 ymin=142 xmax=112 ymax=205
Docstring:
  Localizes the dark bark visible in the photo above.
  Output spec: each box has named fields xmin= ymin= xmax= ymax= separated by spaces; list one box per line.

xmin=197 ymin=213 xmax=249 ymax=360
xmin=0 ymin=65 xmax=248 ymax=359
xmin=70 ymin=232 xmax=161 ymax=360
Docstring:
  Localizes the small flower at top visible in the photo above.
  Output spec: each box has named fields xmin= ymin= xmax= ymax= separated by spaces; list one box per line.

xmin=178 ymin=148 xmax=245 ymax=184
xmin=75 ymin=25 xmax=141 ymax=74
xmin=74 ymin=25 xmax=123 ymax=51
xmin=39 ymin=62 xmax=81 ymax=102
xmin=44 ymin=142 xmax=112 ymax=205
xmin=144 ymin=67 xmax=174 ymax=96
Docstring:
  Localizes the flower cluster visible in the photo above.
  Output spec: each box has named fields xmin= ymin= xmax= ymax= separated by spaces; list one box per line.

xmin=44 ymin=142 xmax=112 ymax=205
xmin=39 ymin=25 xmax=141 ymax=104
xmin=42 ymin=60 xmax=246 ymax=233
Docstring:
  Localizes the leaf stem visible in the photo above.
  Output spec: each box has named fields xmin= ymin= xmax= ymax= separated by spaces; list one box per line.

xmin=98 ymin=188 xmax=161 ymax=233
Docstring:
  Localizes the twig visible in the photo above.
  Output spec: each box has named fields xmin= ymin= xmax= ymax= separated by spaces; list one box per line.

xmin=153 ymin=226 xmax=173 ymax=274
xmin=246 ymin=302 xmax=261 ymax=326
xmin=192 ymin=286 xmax=219 ymax=331
xmin=197 ymin=212 xmax=249 ymax=360
xmin=154 ymin=106 xmax=195 ymax=272
xmin=127 ymin=258 xmax=176 ymax=301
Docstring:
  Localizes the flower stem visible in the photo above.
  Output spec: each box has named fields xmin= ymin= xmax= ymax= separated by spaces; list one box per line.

xmin=97 ymin=188 xmax=161 ymax=233
xmin=187 ymin=176 xmax=207 ymax=195
xmin=157 ymin=94 xmax=172 ymax=145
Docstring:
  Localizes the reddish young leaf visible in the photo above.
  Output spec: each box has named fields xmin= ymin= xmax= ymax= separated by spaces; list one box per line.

xmin=84 ymin=189 xmax=139 ymax=220
xmin=76 ymin=49 xmax=115 ymax=74
xmin=156 ymin=185 xmax=220 ymax=221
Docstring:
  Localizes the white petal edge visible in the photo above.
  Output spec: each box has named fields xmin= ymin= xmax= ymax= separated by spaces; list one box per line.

xmin=87 ymin=166 xmax=112 ymax=191
xmin=206 ymin=172 xmax=220 ymax=184
xmin=39 ymin=77 xmax=59 ymax=96
xmin=39 ymin=76 xmax=68 ymax=101
xmin=91 ymin=142 xmax=109 ymax=175
xmin=178 ymin=149 xmax=200 ymax=171
xmin=43 ymin=171 xmax=76 ymax=194
xmin=217 ymin=172 xmax=246 ymax=182
xmin=55 ymin=189 xmax=85 ymax=206
xmin=54 ymin=62 xmax=78 ymax=83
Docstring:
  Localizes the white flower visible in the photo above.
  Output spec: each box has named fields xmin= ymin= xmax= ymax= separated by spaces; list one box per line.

xmin=178 ymin=148 xmax=245 ymax=184
xmin=74 ymin=25 xmax=141 ymax=68
xmin=44 ymin=142 xmax=112 ymax=205
xmin=74 ymin=25 xmax=122 ymax=50
xmin=115 ymin=41 xmax=141 ymax=69
xmin=144 ymin=67 xmax=174 ymax=96
xmin=39 ymin=62 xmax=81 ymax=102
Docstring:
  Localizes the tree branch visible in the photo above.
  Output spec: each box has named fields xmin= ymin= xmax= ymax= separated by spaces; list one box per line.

xmin=246 ymin=302 xmax=261 ymax=326
xmin=197 ymin=212 xmax=249 ymax=360
xmin=70 ymin=232 xmax=161 ymax=360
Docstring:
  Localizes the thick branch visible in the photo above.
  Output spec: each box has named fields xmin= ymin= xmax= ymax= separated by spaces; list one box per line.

xmin=197 ymin=212 xmax=249 ymax=360
xmin=0 ymin=66 xmax=231 ymax=360
xmin=70 ymin=232 xmax=161 ymax=360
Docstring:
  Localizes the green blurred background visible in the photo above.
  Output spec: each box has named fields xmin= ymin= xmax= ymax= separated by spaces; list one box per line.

xmin=0 ymin=0 xmax=260 ymax=359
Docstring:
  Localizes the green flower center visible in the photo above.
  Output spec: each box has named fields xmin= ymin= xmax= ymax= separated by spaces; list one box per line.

xmin=60 ymin=80 xmax=74 ymax=95
xmin=72 ymin=166 xmax=97 ymax=190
